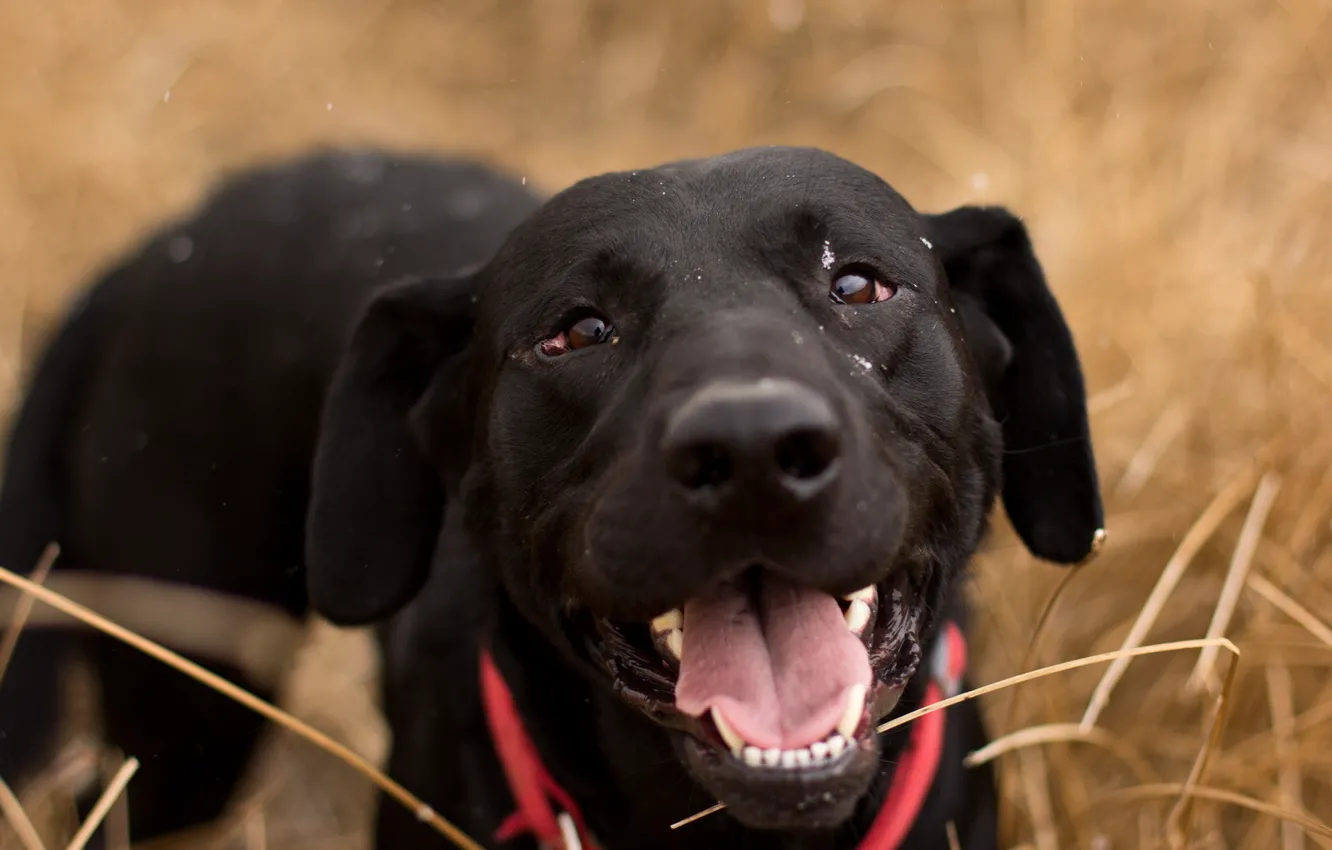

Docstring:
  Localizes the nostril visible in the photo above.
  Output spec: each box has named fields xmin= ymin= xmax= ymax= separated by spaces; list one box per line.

xmin=775 ymin=428 xmax=840 ymax=482
xmin=670 ymin=442 xmax=734 ymax=491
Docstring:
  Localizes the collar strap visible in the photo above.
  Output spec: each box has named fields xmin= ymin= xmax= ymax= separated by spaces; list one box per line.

xmin=479 ymin=621 xmax=967 ymax=850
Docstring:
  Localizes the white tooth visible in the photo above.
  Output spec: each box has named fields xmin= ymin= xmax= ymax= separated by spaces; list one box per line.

xmin=828 ymin=734 xmax=847 ymax=759
xmin=794 ymin=748 xmax=812 ymax=768
xmin=762 ymin=748 xmax=782 ymax=767
xmin=844 ymin=600 xmax=872 ymax=634
xmin=665 ymin=629 xmax=683 ymax=661
xmin=743 ymin=746 xmax=763 ymax=767
xmin=711 ymin=707 xmax=745 ymax=757
xmin=651 ymin=609 xmax=683 ymax=634
xmin=781 ymin=750 xmax=798 ymax=769
xmin=837 ymin=683 xmax=867 ymax=739
xmin=810 ymin=741 xmax=829 ymax=762
xmin=843 ymin=585 xmax=877 ymax=604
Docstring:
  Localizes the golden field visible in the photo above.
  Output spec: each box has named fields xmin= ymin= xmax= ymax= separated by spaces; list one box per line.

xmin=2 ymin=1 xmax=1332 ymax=847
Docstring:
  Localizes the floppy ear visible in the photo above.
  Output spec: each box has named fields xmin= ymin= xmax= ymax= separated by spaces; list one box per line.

xmin=305 ymin=275 xmax=476 ymax=625
xmin=924 ymin=206 xmax=1105 ymax=565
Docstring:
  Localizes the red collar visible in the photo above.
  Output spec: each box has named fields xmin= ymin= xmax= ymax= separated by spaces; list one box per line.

xmin=479 ymin=622 xmax=967 ymax=850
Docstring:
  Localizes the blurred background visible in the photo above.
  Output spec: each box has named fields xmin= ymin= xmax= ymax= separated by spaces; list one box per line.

xmin=3 ymin=1 xmax=1332 ymax=847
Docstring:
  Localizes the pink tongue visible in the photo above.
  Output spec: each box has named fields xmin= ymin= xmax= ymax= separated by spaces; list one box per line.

xmin=675 ymin=575 xmax=872 ymax=751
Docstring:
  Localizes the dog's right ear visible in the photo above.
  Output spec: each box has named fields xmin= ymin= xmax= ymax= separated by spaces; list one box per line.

xmin=924 ymin=206 xmax=1104 ymax=566
xmin=305 ymin=275 xmax=476 ymax=625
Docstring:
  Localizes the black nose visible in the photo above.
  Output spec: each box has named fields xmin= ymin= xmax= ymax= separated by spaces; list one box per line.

xmin=662 ymin=378 xmax=842 ymax=507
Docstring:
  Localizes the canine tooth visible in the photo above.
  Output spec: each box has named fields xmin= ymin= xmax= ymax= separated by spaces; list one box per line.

xmin=711 ymin=707 xmax=745 ymax=757
xmin=843 ymin=585 xmax=877 ymax=604
xmin=651 ymin=609 xmax=683 ymax=634
xmin=664 ymin=629 xmax=683 ymax=661
xmin=844 ymin=600 xmax=872 ymax=634
xmin=837 ymin=683 xmax=867 ymax=739
xmin=810 ymin=740 xmax=829 ymax=762
xmin=794 ymin=748 xmax=812 ymax=768
xmin=743 ymin=746 xmax=763 ymax=767
xmin=762 ymin=748 xmax=782 ymax=767
xmin=781 ymin=750 xmax=798 ymax=769
xmin=827 ymin=734 xmax=847 ymax=759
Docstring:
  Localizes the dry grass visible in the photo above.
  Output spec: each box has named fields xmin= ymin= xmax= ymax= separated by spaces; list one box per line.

xmin=2 ymin=0 xmax=1331 ymax=847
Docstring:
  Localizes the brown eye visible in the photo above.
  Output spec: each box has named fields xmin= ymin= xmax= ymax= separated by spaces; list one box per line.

xmin=831 ymin=270 xmax=894 ymax=305
xmin=569 ymin=316 xmax=612 ymax=348
xmin=538 ymin=314 xmax=616 ymax=357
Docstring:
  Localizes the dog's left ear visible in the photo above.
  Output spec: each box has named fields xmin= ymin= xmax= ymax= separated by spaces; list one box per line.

xmin=305 ymin=274 xmax=477 ymax=625
xmin=924 ymin=206 xmax=1105 ymax=565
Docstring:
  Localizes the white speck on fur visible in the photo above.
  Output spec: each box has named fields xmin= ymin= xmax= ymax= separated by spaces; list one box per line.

xmin=821 ymin=241 xmax=835 ymax=269
xmin=163 ymin=90 xmax=171 ymax=103
xmin=970 ymin=172 xmax=990 ymax=191
xmin=326 ymin=102 xmax=333 ymax=111
xmin=521 ymin=176 xmax=527 ymax=185
xmin=791 ymin=331 xmax=804 ymax=345
xmin=167 ymin=235 xmax=193 ymax=263
xmin=920 ymin=236 xmax=933 ymax=249
xmin=852 ymin=354 xmax=873 ymax=371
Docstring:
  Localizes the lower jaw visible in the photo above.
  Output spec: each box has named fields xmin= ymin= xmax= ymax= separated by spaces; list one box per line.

xmin=680 ymin=730 xmax=883 ymax=830
xmin=579 ymin=572 xmax=927 ymax=829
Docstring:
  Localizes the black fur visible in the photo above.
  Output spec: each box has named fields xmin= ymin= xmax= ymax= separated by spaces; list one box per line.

xmin=311 ymin=147 xmax=1102 ymax=847
xmin=0 ymin=149 xmax=541 ymax=843
xmin=0 ymin=145 xmax=1102 ymax=850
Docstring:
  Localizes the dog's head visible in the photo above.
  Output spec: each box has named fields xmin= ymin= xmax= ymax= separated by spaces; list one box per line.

xmin=306 ymin=147 xmax=1103 ymax=831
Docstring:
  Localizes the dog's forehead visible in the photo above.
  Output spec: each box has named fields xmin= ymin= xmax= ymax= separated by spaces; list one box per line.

xmin=482 ymin=147 xmax=922 ymax=307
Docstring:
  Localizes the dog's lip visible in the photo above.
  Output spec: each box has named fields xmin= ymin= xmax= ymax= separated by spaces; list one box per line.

xmin=579 ymin=569 xmax=926 ymax=764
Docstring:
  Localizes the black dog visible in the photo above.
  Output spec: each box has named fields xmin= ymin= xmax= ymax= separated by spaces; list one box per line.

xmin=1 ymin=146 xmax=1102 ymax=850
xmin=0 ymin=149 xmax=542 ymax=842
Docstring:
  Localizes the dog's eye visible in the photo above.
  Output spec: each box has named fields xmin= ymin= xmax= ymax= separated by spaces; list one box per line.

xmin=830 ymin=269 xmax=895 ymax=305
xmin=538 ymin=314 xmax=616 ymax=357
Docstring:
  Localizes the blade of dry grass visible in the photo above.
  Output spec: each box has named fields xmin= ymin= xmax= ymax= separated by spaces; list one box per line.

xmin=1273 ymin=311 xmax=1332 ymax=395
xmin=1226 ymin=677 xmax=1332 ymax=764
xmin=964 ymin=723 xmax=1159 ymax=783
xmin=1087 ymin=375 xmax=1138 ymax=415
xmin=1247 ymin=574 xmax=1332 ymax=649
xmin=0 ymin=564 xmax=486 ymax=850
xmin=1081 ymin=462 xmax=1269 ymax=730
xmin=98 ymin=751 xmax=131 ymax=850
xmin=244 ymin=810 xmax=266 ymax=850
xmin=0 ymin=544 xmax=60 ymax=850
xmin=65 ymin=757 xmax=138 ymax=850
xmin=0 ymin=570 xmax=305 ymax=692
xmin=1289 ymin=460 xmax=1332 ymax=559
xmin=0 ymin=543 xmax=59 ymax=684
xmin=0 ymin=774 xmax=46 ymax=850
xmin=1188 ymin=472 xmax=1283 ymax=694
xmin=1166 ymin=649 xmax=1241 ymax=846
xmin=1001 ymin=564 xmax=1083 ymax=732
xmin=1266 ymin=657 xmax=1304 ymax=850
xmin=672 ymin=637 xmax=1241 ymax=829
xmin=1018 ymin=748 xmax=1057 ymax=850
xmin=888 ymin=643 xmax=1247 ymax=739
xmin=1092 ymin=784 xmax=1332 ymax=846
xmin=1115 ymin=399 xmax=1192 ymax=500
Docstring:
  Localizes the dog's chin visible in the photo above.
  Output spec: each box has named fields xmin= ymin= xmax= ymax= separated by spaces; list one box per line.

xmin=574 ymin=567 xmax=927 ymax=832
xmin=676 ymin=724 xmax=881 ymax=829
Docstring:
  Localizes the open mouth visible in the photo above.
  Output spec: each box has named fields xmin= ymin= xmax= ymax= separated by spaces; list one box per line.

xmin=581 ymin=566 xmax=925 ymax=821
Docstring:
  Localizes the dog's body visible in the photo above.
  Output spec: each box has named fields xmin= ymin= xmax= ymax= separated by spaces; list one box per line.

xmin=0 ymin=146 xmax=1101 ymax=849
xmin=0 ymin=150 xmax=543 ymax=841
